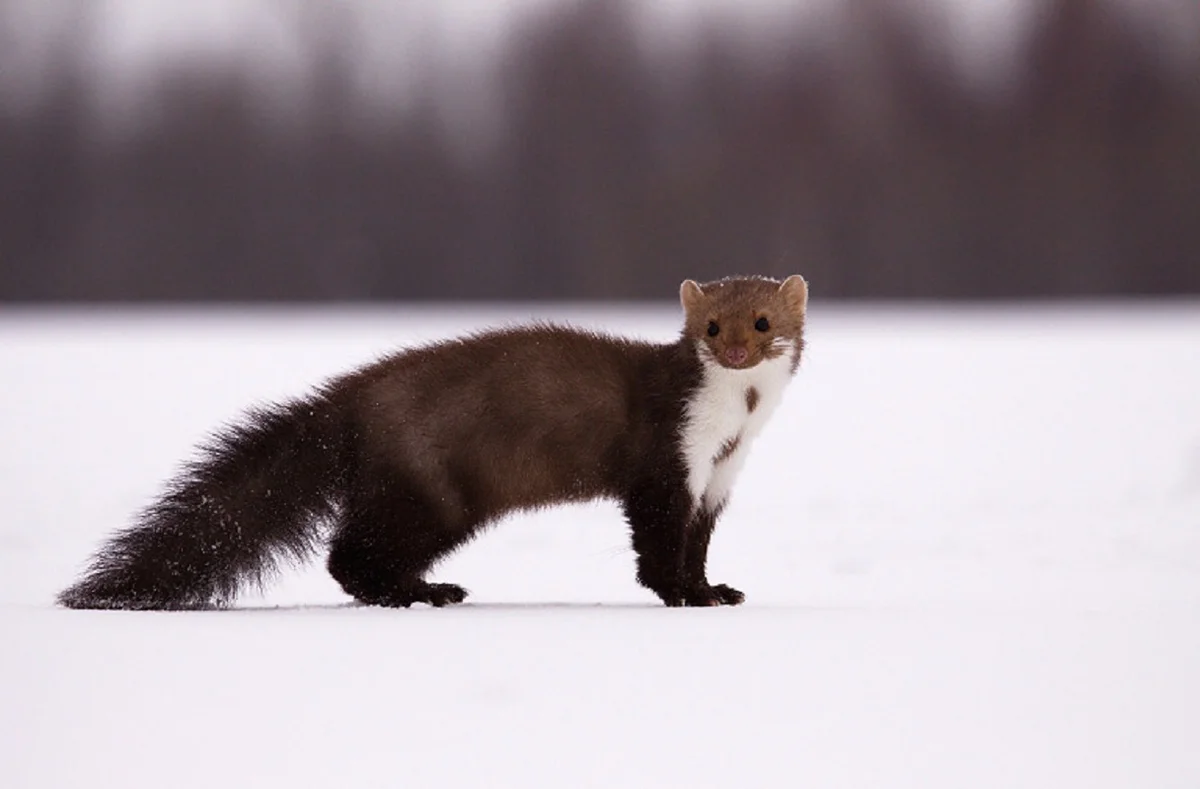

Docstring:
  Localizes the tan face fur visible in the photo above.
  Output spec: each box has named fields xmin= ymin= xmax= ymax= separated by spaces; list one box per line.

xmin=680 ymin=275 xmax=808 ymax=371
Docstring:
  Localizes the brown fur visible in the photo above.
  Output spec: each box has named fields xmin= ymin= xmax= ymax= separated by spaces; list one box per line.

xmin=345 ymin=325 xmax=691 ymax=524
xmin=713 ymin=435 xmax=742 ymax=465
xmin=745 ymin=387 xmax=760 ymax=413
xmin=680 ymin=274 xmax=807 ymax=370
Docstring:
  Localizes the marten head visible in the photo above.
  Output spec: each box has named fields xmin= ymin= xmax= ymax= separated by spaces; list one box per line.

xmin=680 ymin=274 xmax=808 ymax=371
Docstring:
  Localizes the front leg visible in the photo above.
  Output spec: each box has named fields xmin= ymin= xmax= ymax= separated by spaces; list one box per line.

xmin=622 ymin=478 xmax=697 ymax=606
xmin=681 ymin=505 xmax=745 ymax=606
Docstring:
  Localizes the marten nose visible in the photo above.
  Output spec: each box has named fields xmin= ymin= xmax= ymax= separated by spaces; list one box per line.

xmin=724 ymin=346 xmax=748 ymax=366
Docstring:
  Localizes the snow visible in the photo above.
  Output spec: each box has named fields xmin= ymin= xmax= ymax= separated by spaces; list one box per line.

xmin=2 ymin=301 xmax=1199 ymax=788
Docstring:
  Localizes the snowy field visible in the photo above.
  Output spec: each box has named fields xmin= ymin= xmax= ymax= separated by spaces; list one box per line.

xmin=2 ymin=300 xmax=1199 ymax=788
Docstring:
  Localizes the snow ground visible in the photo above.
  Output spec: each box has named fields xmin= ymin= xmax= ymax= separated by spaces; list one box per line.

xmin=2 ymin=301 xmax=1199 ymax=788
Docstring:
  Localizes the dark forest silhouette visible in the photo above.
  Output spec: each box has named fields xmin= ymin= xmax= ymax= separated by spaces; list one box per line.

xmin=1 ymin=0 xmax=1198 ymax=302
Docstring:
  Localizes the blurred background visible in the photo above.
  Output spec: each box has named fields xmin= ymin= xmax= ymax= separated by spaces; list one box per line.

xmin=1 ymin=0 xmax=1197 ymax=303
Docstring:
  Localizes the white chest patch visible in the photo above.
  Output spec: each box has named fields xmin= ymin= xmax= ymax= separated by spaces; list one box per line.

xmin=679 ymin=342 xmax=796 ymax=514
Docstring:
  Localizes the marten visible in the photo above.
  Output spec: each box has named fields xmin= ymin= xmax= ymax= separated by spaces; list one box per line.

xmin=57 ymin=274 xmax=808 ymax=610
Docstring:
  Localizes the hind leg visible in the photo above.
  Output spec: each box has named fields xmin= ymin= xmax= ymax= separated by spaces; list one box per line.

xmin=326 ymin=470 xmax=475 ymax=608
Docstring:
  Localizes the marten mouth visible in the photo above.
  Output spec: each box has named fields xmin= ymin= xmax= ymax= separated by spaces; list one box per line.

xmin=710 ymin=354 xmax=758 ymax=371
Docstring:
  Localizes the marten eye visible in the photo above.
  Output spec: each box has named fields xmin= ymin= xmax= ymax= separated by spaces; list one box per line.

xmin=707 ymin=321 xmax=720 ymax=337
xmin=755 ymin=317 xmax=770 ymax=332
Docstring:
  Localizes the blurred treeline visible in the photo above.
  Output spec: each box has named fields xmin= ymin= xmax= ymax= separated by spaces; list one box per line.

xmin=1 ymin=0 xmax=1198 ymax=302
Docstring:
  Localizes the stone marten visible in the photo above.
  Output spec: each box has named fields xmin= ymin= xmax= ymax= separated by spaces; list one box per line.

xmin=58 ymin=274 xmax=808 ymax=610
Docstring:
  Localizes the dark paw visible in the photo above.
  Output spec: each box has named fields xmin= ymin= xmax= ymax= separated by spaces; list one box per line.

xmin=422 ymin=582 xmax=468 ymax=607
xmin=649 ymin=584 xmax=687 ymax=607
xmin=360 ymin=582 xmax=468 ymax=608
xmin=682 ymin=586 xmax=723 ymax=607
xmin=656 ymin=583 xmax=745 ymax=607
xmin=709 ymin=583 xmax=745 ymax=606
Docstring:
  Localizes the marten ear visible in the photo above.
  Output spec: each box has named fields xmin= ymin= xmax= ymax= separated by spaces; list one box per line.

xmin=778 ymin=275 xmax=808 ymax=314
xmin=679 ymin=279 xmax=705 ymax=312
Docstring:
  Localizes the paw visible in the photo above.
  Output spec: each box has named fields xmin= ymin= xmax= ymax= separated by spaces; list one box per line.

xmin=365 ymin=582 xmax=468 ymax=608
xmin=422 ymin=582 xmax=468 ymax=607
xmin=657 ymin=583 xmax=745 ymax=607
xmin=708 ymin=583 xmax=745 ymax=606
xmin=652 ymin=585 xmax=690 ymax=607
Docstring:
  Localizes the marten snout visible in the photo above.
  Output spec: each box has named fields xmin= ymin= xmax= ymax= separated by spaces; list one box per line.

xmin=724 ymin=346 xmax=749 ymax=366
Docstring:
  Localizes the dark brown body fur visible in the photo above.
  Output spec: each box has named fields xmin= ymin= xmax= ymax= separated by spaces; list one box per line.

xmin=58 ymin=325 xmax=709 ymax=609
xmin=324 ymin=325 xmax=707 ymax=608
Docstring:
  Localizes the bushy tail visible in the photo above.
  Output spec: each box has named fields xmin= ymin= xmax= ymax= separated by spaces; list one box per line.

xmin=58 ymin=391 xmax=346 ymax=610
